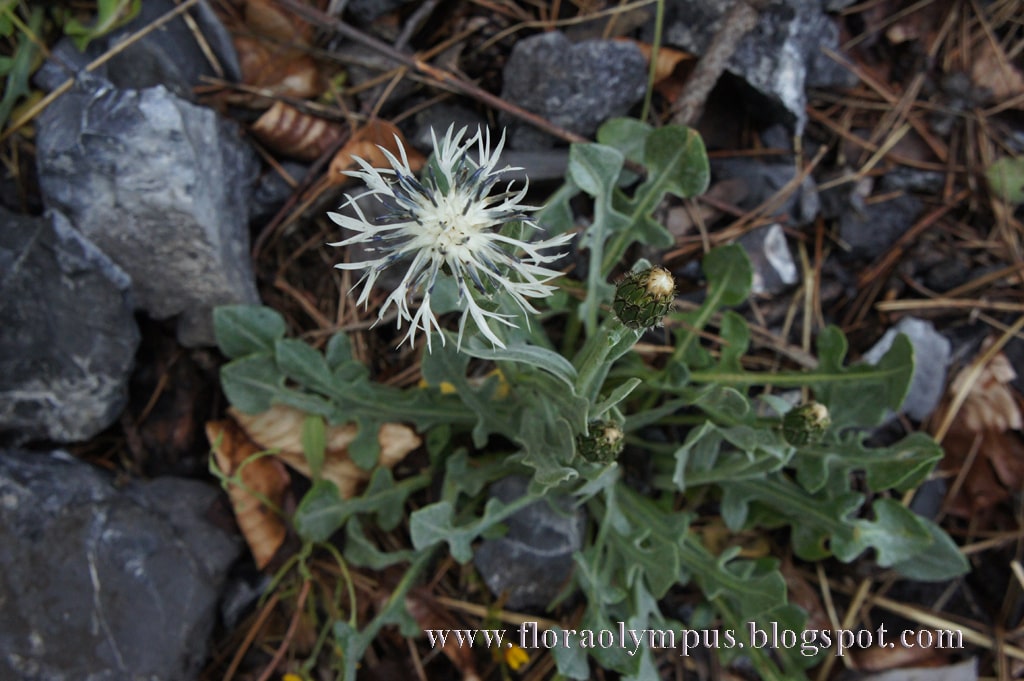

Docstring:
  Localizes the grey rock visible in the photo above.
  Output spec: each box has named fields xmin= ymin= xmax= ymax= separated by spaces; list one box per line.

xmin=36 ymin=83 xmax=261 ymax=346
xmin=0 ymin=448 xmax=241 ymax=681
xmin=474 ymin=476 xmax=586 ymax=610
xmin=35 ymin=0 xmax=239 ymax=99
xmin=863 ymin=317 xmax=951 ymax=421
xmin=739 ymin=224 xmax=798 ymax=295
xmin=839 ymin=192 xmax=922 ymax=260
xmin=659 ymin=0 xmax=856 ymax=134
xmin=712 ymin=158 xmax=820 ymax=224
xmin=0 ymin=209 xmax=138 ymax=443
xmin=346 ymin=0 xmax=418 ymax=25
xmin=501 ymin=32 xmax=648 ymax=148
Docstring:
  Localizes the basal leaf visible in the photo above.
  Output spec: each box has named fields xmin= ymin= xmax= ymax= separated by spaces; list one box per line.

xmin=833 ymin=497 xmax=932 ymax=565
xmin=214 ymin=305 xmax=287 ymax=358
xmin=409 ymin=497 xmax=519 ymax=564
xmin=462 ymin=337 xmax=578 ymax=387
xmin=569 ymin=143 xmax=630 ymax=333
xmin=276 ymin=338 xmax=335 ymax=395
xmin=889 ymin=516 xmax=968 ymax=580
xmin=301 ymin=415 xmax=326 ymax=480
xmin=344 ymin=517 xmax=415 ymax=568
xmin=220 ymin=355 xmax=284 ymax=414
xmin=294 ymin=479 xmax=346 ymax=543
xmin=703 ymin=244 xmax=753 ymax=308
xmin=794 ymin=431 xmax=942 ymax=493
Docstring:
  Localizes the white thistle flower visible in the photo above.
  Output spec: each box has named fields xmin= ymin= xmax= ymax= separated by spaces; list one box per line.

xmin=328 ymin=125 xmax=572 ymax=351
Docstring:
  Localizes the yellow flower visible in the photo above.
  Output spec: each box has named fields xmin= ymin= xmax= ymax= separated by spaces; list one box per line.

xmin=504 ymin=643 xmax=529 ymax=671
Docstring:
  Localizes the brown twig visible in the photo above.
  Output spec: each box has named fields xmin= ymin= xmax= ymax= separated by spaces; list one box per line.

xmin=669 ymin=0 xmax=759 ymax=127
xmin=275 ymin=0 xmax=588 ymax=145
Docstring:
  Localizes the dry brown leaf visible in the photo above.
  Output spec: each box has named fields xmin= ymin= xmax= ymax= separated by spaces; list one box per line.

xmin=244 ymin=0 xmax=314 ymax=45
xmin=406 ymin=589 xmax=482 ymax=681
xmin=938 ymin=345 xmax=1024 ymax=518
xmin=251 ymin=101 xmax=347 ymax=161
xmin=329 ymin=120 xmax=426 ymax=184
xmin=629 ymin=40 xmax=694 ymax=85
xmin=949 ymin=349 xmax=1021 ymax=432
xmin=230 ymin=404 xmax=421 ymax=498
xmin=854 ymin=634 xmax=951 ymax=671
xmin=207 ymin=419 xmax=290 ymax=569
xmin=626 ymin=39 xmax=694 ymax=104
xmin=971 ymin=40 xmax=1024 ymax=106
xmin=234 ymin=35 xmax=322 ymax=99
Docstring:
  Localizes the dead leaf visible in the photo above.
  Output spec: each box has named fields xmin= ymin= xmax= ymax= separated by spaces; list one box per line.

xmin=405 ymin=589 xmax=481 ymax=681
xmin=938 ymin=344 xmax=1024 ymax=518
xmin=230 ymin=404 xmax=421 ymax=498
xmin=626 ymin=39 xmax=694 ymax=103
xmin=234 ymin=35 xmax=323 ymax=99
xmin=251 ymin=101 xmax=347 ymax=161
xmin=971 ymin=40 xmax=1024 ymax=106
xmin=244 ymin=0 xmax=314 ymax=45
xmin=207 ymin=419 xmax=290 ymax=569
xmin=329 ymin=120 xmax=426 ymax=184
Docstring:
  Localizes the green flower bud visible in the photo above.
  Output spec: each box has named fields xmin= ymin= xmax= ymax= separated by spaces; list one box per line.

xmin=782 ymin=401 xmax=831 ymax=445
xmin=576 ymin=421 xmax=625 ymax=464
xmin=613 ymin=266 xmax=676 ymax=329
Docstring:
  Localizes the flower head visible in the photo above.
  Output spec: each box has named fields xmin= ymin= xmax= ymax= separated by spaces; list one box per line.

xmin=328 ymin=125 xmax=572 ymax=350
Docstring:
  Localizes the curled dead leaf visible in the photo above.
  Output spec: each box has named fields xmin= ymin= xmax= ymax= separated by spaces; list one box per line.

xmin=626 ymin=39 xmax=694 ymax=103
xmin=251 ymin=101 xmax=347 ymax=161
xmin=244 ymin=0 xmax=314 ymax=45
xmin=234 ymin=35 xmax=323 ymax=99
xmin=329 ymin=120 xmax=426 ymax=185
xmin=971 ymin=40 xmax=1024 ymax=107
xmin=230 ymin=404 xmax=421 ymax=498
xmin=207 ymin=419 xmax=290 ymax=569
xmin=939 ymin=344 xmax=1024 ymax=518
xmin=949 ymin=349 xmax=1021 ymax=433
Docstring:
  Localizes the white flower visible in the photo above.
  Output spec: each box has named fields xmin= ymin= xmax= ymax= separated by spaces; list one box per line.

xmin=328 ymin=125 xmax=572 ymax=351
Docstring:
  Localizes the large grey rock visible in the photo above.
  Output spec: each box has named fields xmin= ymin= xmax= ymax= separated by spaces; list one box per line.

xmin=36 ymin=83 xmax=261 ymax=346
xmin=658 ymin=0 xmax=856 ymax=134
xmin=474 ymin=476 xmax=586 ymax=610
xmin=0 ymin=449 xmax=241 ymax=681
xmin=34 ymin=0 xmax=239 ymax=99
xmin=0 ymin=208 xmax=138 ymax=443
xmin=501 ymin=32 xmax=647 ymax=148
xmin=863 ymin=317 xmax=951 ymax=421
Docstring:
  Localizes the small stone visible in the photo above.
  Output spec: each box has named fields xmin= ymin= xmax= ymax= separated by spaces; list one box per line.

xmin=839 ymin=193 xmax=923 ymax=260
xmin=0 ymin=208 xmax=138 ymax=443
xmin=501 ymin=32 xmax=647 ymax=148
xmin=739 ymin=224 xmax=798 ymax=295
xmin=862 ymin=317 xmax=951 ymax=421
xmin=0 ymin=449 xmax=241 ymax=681
xmin=474 ymin=476 xmax=586 ymax=609
xmin=36 ymin=84 xmax=261 ymax=346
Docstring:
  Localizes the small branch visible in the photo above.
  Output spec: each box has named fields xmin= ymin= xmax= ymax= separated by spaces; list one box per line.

xmin=669 ymin=0 xmax=759 ymax=127
xmin=276 ymin=0 xmax=588 ymax=145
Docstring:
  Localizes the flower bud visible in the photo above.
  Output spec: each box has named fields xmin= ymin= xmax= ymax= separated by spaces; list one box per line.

xmin=576 ymin=421 xmax=625 ymax=464
xmin=782 ymin=401 xmax=831 ymax=445
xmin=613 ymin=266 xmax=676 ymax=330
